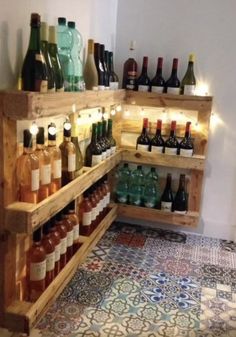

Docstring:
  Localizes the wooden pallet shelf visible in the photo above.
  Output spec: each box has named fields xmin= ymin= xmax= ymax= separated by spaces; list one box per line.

xmin=4 ymin=204 xmax=117 ymax=334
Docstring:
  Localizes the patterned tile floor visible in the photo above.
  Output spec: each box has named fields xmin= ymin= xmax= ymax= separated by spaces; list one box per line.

xmin=21 ymin=223 xmax=236 ymax=336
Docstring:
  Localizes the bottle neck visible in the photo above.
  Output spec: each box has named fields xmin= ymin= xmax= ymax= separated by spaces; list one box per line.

xmin=23 ymin=146 xmax=33 ymax=154
xmin=29 ymin=26 xmax=41 ymax=51
xmin=91 ymin=129 xmax=97 ymax=143
xmin=185 ymin=122 xmax=191 ymax=138
xmin=107 ymin=125 xmax=112 ymax=138
xmin=63 ymin=136 xmax=71 ymax=142
xmin=36 ymin=143 xmax=44 ymax=150
xmin=187 ymin=61 xmax=194 ymax=73
xmin=178 ymin=175 xmax=186 ymax=191
xmin=166 ymin=176 xmax=172 ymax=189
xmin=171 ymin=59 xmax=178 ymax=77
xmin=48 ymin=139 xmax=56 ymax=147
xmin=141 ymin=57 xmax=148 ymax=76
xmin=109 ymin=54 xmax=114 ymax=73
xmin=156 ymin=58 xmax=163 ymax=76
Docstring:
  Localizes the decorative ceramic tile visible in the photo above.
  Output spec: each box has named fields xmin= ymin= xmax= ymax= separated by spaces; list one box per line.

xmin=220 ymin=239 xmax=236 ymax=252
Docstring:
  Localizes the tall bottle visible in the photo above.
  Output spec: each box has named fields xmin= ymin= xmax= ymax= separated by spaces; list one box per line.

xmin=151 ymin=57 xmax=165 ymax=93
xmin=94 ymin=43 xmax=105 ymax=90
xmin=165 ymin=58 xmax=180 ymax=94
xmin=47 ymin=123 xmax=62 ymax=194
xmin=161 ymin=173 xmax=174 ymax=212
xmin=116 ymin=163 xmax=131 ymax=204
xmin=79 ymin=195 xmax=92 ymax=236
xmin=180 ymin=54 xmax=196 ymax=95
xmin=100 ymin=44 xmax=109 ymax=88
xmin=70 ymin=116 xmax=83 ymax=176
xmin=179 ymin=121 xmax=194 ymax=157
xmin=136 ymin=118 xmax=151 ymax=151
xmin=150 ymin=119 xmax=165 ymax=154
xmin=145 ymin=167 xmax=161 ymax=208
xmin=143 ymin=168 xmax=158 ymax=208
xmin=49 ymin=219 xmax=61 ymax=277
xmin=16 ymin=130 xmax=39 ymax=203
xmin=85 ymin=123 xmax=102 ymax=167
xmin=102 ymin=119 xmax=111 ymax=158
xmin=40 ymin=22 xmax=55 ymax=92
xmin=48 ymin=26 xmax=64 ymax=92
xmin=55 ymin=214 xmax=67 ymax=269
xmin=136 ymin=56 xmax=151 ymax=92
xmin=41 ymin=222 xmax=55 ymax=287
xmin=164 ymin=121 xmax=179 ymax=155
xmin=35 ymin=127 xmax=51 ymax=202
xmin=107 ymin=119 xmax=116 ymax=155
xmin=62 ymin=211 xmax=74 ymax=261
xmin=122 ymin=40 xmax=138 ymax=90
xmin=108 ymin=51 xmax=119 ymax=90
xmin=59 ymin=121 xmax=76 ymax=186
xmin=173 ymin=174 xmax=188 ymax=213
xmin=83 ymin=39 xmax=98 ymax=90
xmin=129 ymin=165 xmax=144 ymax=206
xmin=67 ymin=202 xmax=80 ymax=253
xmin=97 ymin=121 xmax=107 ymax=161
xmin=21 ymin=13 xmax=48 ymax=92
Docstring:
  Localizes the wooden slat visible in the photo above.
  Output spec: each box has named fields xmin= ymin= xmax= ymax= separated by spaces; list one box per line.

xmin=188 ymin=170 xmax=204 ymax=212
xmin=2 ymin=90 xmax=126 ymax=120
xmin=117 ymin=204 xmax=199 ymax=227
xmin=5 ymin=151 xmax=122 ymax=233
xmin=5 ymin=205 xmax=117 ymax=334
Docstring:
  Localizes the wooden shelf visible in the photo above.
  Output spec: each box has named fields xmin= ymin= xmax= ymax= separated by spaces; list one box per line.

xmin=1 ymin=89 xmax=125 ymax=120
xmin=5 ymin=151 xmax=122 ymax=233
xmin=117 ymin=203 xmax=199 ymax=227
xmin=4 ymin=204 xmax=117 ymax=334
xmin=121 ymin=148 xmax=205 ymax=171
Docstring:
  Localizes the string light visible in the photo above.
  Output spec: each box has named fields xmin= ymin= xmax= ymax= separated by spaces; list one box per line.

xmin=48 ymin=123 xmax=57 ymax=135
xmin=30 ymin=121 xmax=39 ymax=135
xmin=71 ymin=103 xmax=76 ymax=113
xmin=116 ymin=104 xmax=122 ymax=112
xmin=110 ymin=108 xmax=116 ymax=116
xmin=195 ymin=82 xmax=209 ymax=96
xmin=64 ymin=119 xmax=71 ymax=130
xmin=124 ymin=109 xmax=130 ymax=117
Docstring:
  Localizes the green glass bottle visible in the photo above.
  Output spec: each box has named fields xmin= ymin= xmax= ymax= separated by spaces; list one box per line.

xmin=129 ymin=165 xmax=144 ymax=206
xmin=40 ymin=22 xmax=55 ymax=92
xmin=48 ymin=26 xmax=64 ymax=91
xmin=97 ymin=122 xmax=107 ymax=161
xmin=21 ymin=13 xmax=48 ymax=92
xmin=102 ymin=119 xmax=111 ymax=158
xmin=116 ymin=163 xmax=130 ymax=204
xmin=173 ymin=174 xmax=188 ymax=213
xmin=85 ymin=123 xmax=102 ymax=167
xmin=144 ymin=167 xmax=161 ymax=208
xmin=180 ymin=54 xmax=196 ymax=95
xmin=107 ymin=119 xmax=116 ymax=155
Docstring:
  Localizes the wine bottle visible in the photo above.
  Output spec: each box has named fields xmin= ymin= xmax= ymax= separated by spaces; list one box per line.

xmin=129 ymin=165 xmax=144 ymax=206
xmin=122 ymin=40 xmax=138 ymax=90
xmin=88 ymin=188 xmax=98 ymax=230
xmin=150 ymin=119 xmax=165 ymax=154
xmin=136 ymin=56 xmax=151 ymax=92
xmin=94 ymin=43 xmax=105 ymax=90
xmin=100 ymin=44 xmax=109 ymax=88
xmin=136 ymin=118 xmax=151 ymax=151
xmin=22 ymin=13 xmax=48 ymax=92
xmin=70 ymin=118 xmax=83 ymax=176
xmin=16 ymin=130 xmax=39 ymax=203
xmin=180 ymin=54 xmax=196 ymax=95
xmin=59 ymin=121 xmax=76 ymax=186
xmin=85 ymin=123 xmax=102 ymax=167
xmin=116 ymin=163 xmax=130 ymax=204
xmin=179 ymin=121 xmax=194 ymax=157
xmin=40 ymin=22 xmax=55 ymax=92
xmin=97 ymin=121 xmax=107 ymax=160
xmin=49 ymin=219 xmax=61 ymax=277
xmin=165 ymin=58 xmax=180 ymax=94
xmin=161 ymin=173 xmax=174 ymax=212
xmin=67 ymin=202 xmax=80 ymax=253
xmin=102 ymin=119 xmax=111 ymax=157
xmin=151 ymin=57 xmax=165 ymax=93
xmin=79 ymin=195 xmax=92 ymax=236
xmin=164 ymin=121 xmax=179 ymax=155
xmin=107 ymin=119 xmax=116 ymax=155
xmin=41 ymin=222 xmax=55 ymax=287
xmin=62 ymin=211 xmax=74 ymax=261
xmin=48 ymin=26 xmax=64 ymax=91
xmin=173 ymin=174 xmax=188 ymax=213
xmin=55 ymin=214 xmax=67 ymax=269
xmin=108 ymin=51 xmax=119 ymax=90
xmin=83 ymin=39 xmax=98 ymax=90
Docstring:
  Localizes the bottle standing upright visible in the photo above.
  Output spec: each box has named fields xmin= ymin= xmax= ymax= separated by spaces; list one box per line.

xmin=83 ymin=39 xmax=98 ymax=90
xmin=136 ymin=56 xmax=151 ymax=92
xmin=165 ymin=58 xmax=180 ymax=94
xmin=151 ymin=57 xmax=165 ymax=93
xmin=108 ymin=51 xmax=119 ymax=90
xmin=94 ymin=43 xmax=106 ymax=90
xmin=48 ymin=26 xmax=64 ymax=91
xmin=161 ymin=173 xmax=174 ymax=212
xmin=100 ymin=44 xmax=109 ymax=89
xmin=122 ymin=40 xmax=138 ymax=90
xmin=136 ymin=118 xmax=151 ymax=151
xmin=179 ymin=121 xmax=194 ymax=156
xmin=173 ymin=174 xmax=188 ymax=213
xmin=150 ymin=119 xmax=165 ymax=154
xmin=107 ymin=119 xmax=116 ymax=155
xmin=85 ymin=123 xmax=102 ymax=167
xmin=180 ymin=54 xmax=196 ymax=95
xmin=164 ymin=121 xmax=179 ymax=155
xmin=70 ymin=115 xmax=83 ymax=176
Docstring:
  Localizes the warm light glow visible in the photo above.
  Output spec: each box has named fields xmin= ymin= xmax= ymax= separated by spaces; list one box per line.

xmin=48 ymin=124 xmax=57 ymax=135
xmin=110 ymin=109 xmax=116 ymax=116
xmin=210 ymin=112 xmax=221 ymax=129
xmin=64 ymin=120 xmax=71 ymax=130
xmin=162 ymin=109 xmax=168 ymax=123
xmin=194 ymin=122 xmax=202 ymax=132
xmin=97 ymin=108 xmax=103 ymax=120
xmin=77 ymin=115 xmax=82 ymax=125
xmin=140 ymin=108 xmax=145 ymax=116
xmin=124 ymin=109 xmax=130 ymax=117
xmin=72 ymin=103 xmax=76 ymax=113
xmin=103 ymin=112 xmax=109 ymax=119
xmin=116 ymin=104 xmax=122 ymax=112
xmin=195 ymin=82 xmax=209 ymax=96
xmin=30 ymin=121 xmax=39 ymax=135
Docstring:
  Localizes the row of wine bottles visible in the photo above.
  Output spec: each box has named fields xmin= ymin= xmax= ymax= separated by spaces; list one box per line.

xmin=17 ymin=119 xmax=116 ymax=204
xmin=136 ymin=119 xmax=194 ymax=156
xmin=116 ymin=163 xmax=188 ymax=213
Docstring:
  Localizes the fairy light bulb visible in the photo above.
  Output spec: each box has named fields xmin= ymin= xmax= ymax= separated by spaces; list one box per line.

xmin=71 ymin=103 xmax=76 ymax=113
xmin=30 ymin=121 xmax=39 ymax=135
xmin=124 ymin=109 xmax=130 ymax=117
xmin=48 ymin=123 xmax=57 ymax=136
xmin=110 ymin=109 xmax=116 ymax=116
xmin=64 ymin=119 xmax=71 ymax=130
xmin=116 ymin=104 xmax=122 ymax=112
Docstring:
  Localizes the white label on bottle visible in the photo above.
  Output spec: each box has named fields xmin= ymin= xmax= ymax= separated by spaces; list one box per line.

xmin=137 ymin=144 xmax=150 ymax=151
xmin=60 ymin=237 xmax=67 ymax=255
xmin=95 ymin=204 xmax=100 ymax=218
xmin=35 ymin=53 xmax=45 ymax=63
xmin=41 ymin=164 xmax=51 ymax=185
xmin=167 ymin=87 xmax=180 ymax=94
xmin=126 ymin=84 xmax=135 ymax=90
xmin=82 ymin=211 xmax=92 ymax=226
xmin=165 ymin=147 xmax=178 ymax=155
xmin=73 ymin=224 xmax=79 ymax=241
xmin=67 ymin=230 xmax=74 ymax=247
xmin=92 ymin=154 xmax=102 ymax=167
xmin=184 ymin=85 xmax=196 ymax=95
xmin=30 ymin=260 xmax=46 ymax=281
xmin=46 ymin=251 xmax=55 ymax=272
xmin=91 ymin=207 xmax=97 ymax=221
xmin=102 ymin=151 xmax=106 ymax=161
xmin=109 ymin=82 xmax=119 ymax=90
xmin=98 ymin=85 xmax=105 ymax=91
xmin=111 ymin=146 xmax=116 ymax=155
xmin=98 ymin=200 xmax=103 ymax=213
xmin=106 ymin=149 xmax=111 ymax=158
xmin=138 ymin=85 xmax=149 ymax=92
xmin=107 ymin=192 xmax=111 ymax=205
xmin=180 ymin=148 xmax=193 ymax=157
xmin=161 ymin=201 xmax=172 ymax=212
xmin=102 ymin=196 xmax=106 ymax=209
xmin=151 ymin=146 xmax=163 ymax=154
xmin=53 ymin=159 xmax=62 ymax=179
xmin=151 ymin=86 xmax=164 ymax=93
xmin=54 ymin=243 xmax=61 ymax=262
xmin=174 ymin=210 xmax=187 ymax=214
xmin=68 ymin=154 xmax=76 ymax=172
xmin=31 ymin=169 xmax=40 ymax=191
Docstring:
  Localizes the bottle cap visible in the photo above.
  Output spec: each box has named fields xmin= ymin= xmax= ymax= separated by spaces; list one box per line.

xmin=170 ymin=120 xmax=176 ymax=130
xmin=48 ymin=123 xmax=57 ymax=141
xmin=30 ymin=13 xmax=41 ymax=27
xmin=40 ymin=22 xmax=48 ymax=41
xmin=157 ymin=57 xmax=163 ymax=68
xmin=143 ymin=118 xmax=149 ymax=128
xmin=36 ymin=127 xmax=45 ymax=145
xmin=23 ymin=129 xmax=33 ymax=148
xmin=189 ymin=53 xmax=195 ymax=62
xmin=58 ymin=17 xmax=66 ymax=25
xmin=68 ymin=21 xmax=75 ymax=29
xmin=157 ymin=119 xmax=162 ymax=129
xmin=48 ymin=26 xmax=57 ymax=44
xmin=129 ymin=40 xmax=136 ymax=50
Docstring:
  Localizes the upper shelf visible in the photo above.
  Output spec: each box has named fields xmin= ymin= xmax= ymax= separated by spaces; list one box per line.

xmin=1 ymin=89 xmax=126 ymax=120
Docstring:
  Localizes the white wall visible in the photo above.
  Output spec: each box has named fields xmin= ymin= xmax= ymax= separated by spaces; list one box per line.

xmin=115 ymin=0 xmax=236 ymax=240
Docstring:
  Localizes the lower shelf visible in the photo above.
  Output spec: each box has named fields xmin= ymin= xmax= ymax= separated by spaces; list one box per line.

xmin=117 ymin=203 xmax=199 ymax=227
xmin=4 ymin=204 xmax=117 ymax=334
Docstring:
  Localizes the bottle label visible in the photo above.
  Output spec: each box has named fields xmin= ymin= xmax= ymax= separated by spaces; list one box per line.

xmin=91 ymin=207 xmax=97 ymax=221
xmin=111 ymin=146 xmax=116 ymax=155
xmin=151 ymin=86 xmax=164 ymax=93
xmin=126 ymin=84 xmax=135 ymax=90
xmin=46 ymin=251 xmax=55 ymax=272
xmin=98 ymin=85 xmax=105 ymax=91
xmin=102 ymin=196 xmax=106 ymax=209
xmin=95 ymin=204 xmax=99 ymax=218
xmin=109 ymin=82 xmax=119 ymax=90
xmin=180 ymin=148 xmax=193 ymax=157
xmin=151 ymin=146 xmax=163 ymax=154
xmin=53 ymin=159 xmax=62 ymax=179
xmin=54 ymin=243 xmax=61 ymax=262
xmin=73 ymin=224 xmax=79 ymax=241
xmin=35 ymin=53 xmax=45 ymax=63
xmin=30 ymin=260 xmax=46 ymax=281
xmin=41 ymin=164 xmax=51 ymax=185
xmin=101 ymin=151 xmax=106 ymax=161
xmin=165 ymin=147 xmax=178 ymax=155
xmin=137 ymin=144 xmax=149 ymax=151
xmin=68 ymin=154 xmax=76 ymax=172
xmin=167 ymin=87 xmax=180 ymax=94
xmin=31 ymin=169 xmax=40 ymax=191
xmin=161 ymin=201 xmax=172 ymax=212
xmin=138 ymin=85 xmax=149 ymax=92
xmin=92 ymin=154 xmax=102 ymax=167
xmin=82 ymin=211 xmax=92 ymax=226
xmin=174 ymin=210 xmax=187 ymax=214
xmin=107 ymin=192 xmax=111 ymax=205
xmin=35 ymin=80 xmax=48 ymax=93
xmin=184 ymin=85 xmax=196 ymax=95
xmin=98 ymin=200 xmax=103 ymax=213
xmin=67 ymin=229 xmax=74 ymax=247
xmin=130 ymin=195 xmax=141 ymax=206
xmin=106 ymin=149 xmax=111 ymax=158
xmin=60 ymin=237 xmax=67 ymax=255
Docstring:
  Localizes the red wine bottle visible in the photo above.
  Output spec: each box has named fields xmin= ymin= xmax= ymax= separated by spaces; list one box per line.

xmin=136 ymin=118 xmax=150 ymax=151
xmin=151 ymin=57 xmax=165 ymax=93
xmin=150 ymin=119 xmax=165 ymax=153
xmin=161 ymin=173 xmax=174 ymax=212
xmin=94 ymin=43 xmax=105 ymax=90
xmin=122 ymin=41 xmax=138 ymax=90
xmin=136 ymin=56 xmax=151 ymax=92
xmin=164 ymin=121 xmax=179 ymax=155
xmin=173 ymin=174 xmax=188 ymax=213
xmin=165 ymin=58 xmax=180 ymax=94
xmin=100 ymin=44 xmax=109 ymax=88
xmin=179 ymin=121 xmax=194 ymax=157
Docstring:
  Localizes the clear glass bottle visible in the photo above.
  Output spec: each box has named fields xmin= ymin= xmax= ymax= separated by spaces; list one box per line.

xmin=62 ymin=211 xmax=74 ymax=261
xmin=67 ymin=201 xmax=80 ymax=253
xmin=70 ymin=120 xmax=83 ymax=176
xmin=129 ymin=165 xmax=144 ymax=206
xmin=49 ymin=219 xmax=61 ymax=277
xmin=41 ymin=222 xmax=55 ymax=287
xmin=80 ymin=195 xmax=92 ymax=236
xmin=55 ymin=214 xmax=67 ymax=269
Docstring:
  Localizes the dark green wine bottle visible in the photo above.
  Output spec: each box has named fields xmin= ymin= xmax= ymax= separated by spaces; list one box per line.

xmin=102 ymin=119 xmax=111 ymax=157
xmin=173 ymin=174 xmax=188 ymax=213
xmin=85 ymin=123 xmax=102 ymax=167
xmin=97 ymin=122 xmax=107 ymax=160
xmin=180 ymin=54 xmax=196 ymax=95
xmin=22 ymin=13 xmax=48 ymax=92
xmin=161 ymin=173 xmax=174 ymax=212
xmin=107 ymin=119 xmax=116 ymax=155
